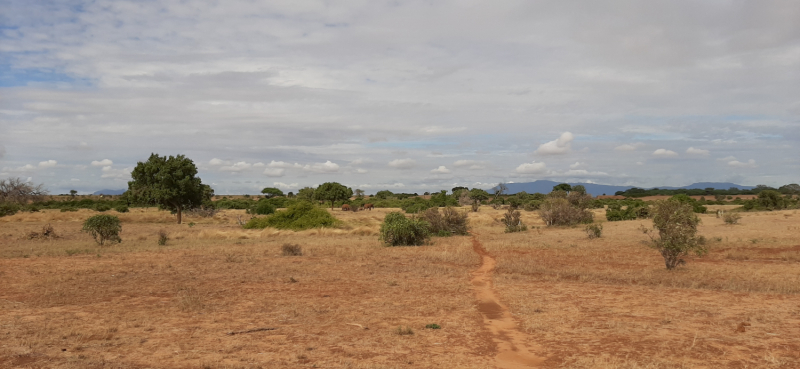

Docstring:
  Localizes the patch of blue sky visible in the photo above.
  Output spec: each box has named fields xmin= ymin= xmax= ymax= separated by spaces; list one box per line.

xmin=0 ymin=64 xmax=93 ymax=88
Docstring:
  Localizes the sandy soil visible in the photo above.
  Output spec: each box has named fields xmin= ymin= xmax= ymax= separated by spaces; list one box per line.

xmin=1 ymin=206 xmax=799 ymax=368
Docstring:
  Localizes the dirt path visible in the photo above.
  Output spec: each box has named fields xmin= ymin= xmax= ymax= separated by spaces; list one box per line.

xmin=471 ymin=235 xmax=545 ymax=368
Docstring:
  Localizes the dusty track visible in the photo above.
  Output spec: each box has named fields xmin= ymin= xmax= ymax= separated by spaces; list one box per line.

xmin=471 ymin=235 xmax=545 ymax=368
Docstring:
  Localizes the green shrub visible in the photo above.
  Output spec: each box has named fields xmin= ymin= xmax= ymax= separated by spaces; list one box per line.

xmin=243 ymin=202 xmax=340 ymax=231
xmin=585 ymin=223 xmax=603 ymax=239
xmin=425 ymin=324 xmax=441 ymax=329
xmin=606 ymin=204 xmax=649 ymax=221
xmin=115 ymin=205 xmax=129 ymax=213
xmin=248 ymin=200 xmax=276 ymax=215
xmin=82 ymin=214 xmax=122 ymax=245
xmin=379 ymin=212 xmax=431 ymax=246
xmin=94 ymin=203 xmax=112 ymax=212
xmin=421 ymin=207 xmax=469 ymax=236
xmin=0 ymin=202 xmax=21 ymax=217
xmin=157 ymin=230 xmax=168 ymax=245
xmin=501 ymin=208 xmax=527 ymax=233
xmin=60 ymin=207 xmax=79 ymax=212
xmin=643 ymin=199 xmax=706 ymax=270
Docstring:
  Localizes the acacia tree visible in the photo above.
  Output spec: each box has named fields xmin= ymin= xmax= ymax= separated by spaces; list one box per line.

xmin=314 ymin=182 xmax=353 ymax=209
xmin=468 ymin=188 xmax=490 ymax=212
xmin=0 ymin=177 xmax=47 ymax=204
xmin=261 ymin=187 xmax=284 ymax=198
xmin=127 ymin=154 xmax=213 ymax=224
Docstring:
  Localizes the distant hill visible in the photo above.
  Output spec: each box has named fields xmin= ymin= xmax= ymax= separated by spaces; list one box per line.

xmin=494 ymin=180 xmax=755 ymax=197
xmin=93 ymin=189 xmax=127 ymax=195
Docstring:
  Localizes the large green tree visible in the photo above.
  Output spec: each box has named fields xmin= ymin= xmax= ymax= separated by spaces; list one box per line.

xmin=314 ymin=182 xmax=353 ymax=209
xmin=127 ymin=153 xmax=213 ymax=224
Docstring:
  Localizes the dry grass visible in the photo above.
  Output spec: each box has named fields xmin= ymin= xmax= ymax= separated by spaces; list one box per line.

xmin=1 ymin=206 xmax=798 ymax=368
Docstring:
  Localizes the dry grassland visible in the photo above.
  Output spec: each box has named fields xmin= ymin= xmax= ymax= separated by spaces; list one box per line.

xmin=1 ymin=206 xmax=799 ymax=368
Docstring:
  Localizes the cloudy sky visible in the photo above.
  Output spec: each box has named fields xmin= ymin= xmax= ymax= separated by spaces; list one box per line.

xmin=1 ymin=1 xmax=798 ymax=195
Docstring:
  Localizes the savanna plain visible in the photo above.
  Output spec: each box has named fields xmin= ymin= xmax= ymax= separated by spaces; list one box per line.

xmin=1 ymin=206 xmax=799 ymax=368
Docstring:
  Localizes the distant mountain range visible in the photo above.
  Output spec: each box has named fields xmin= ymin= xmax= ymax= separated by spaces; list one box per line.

xmin=495 ymin=180 xmax=756 ymax=197
xmin=93 ymin=189 xmax=127 ymax=195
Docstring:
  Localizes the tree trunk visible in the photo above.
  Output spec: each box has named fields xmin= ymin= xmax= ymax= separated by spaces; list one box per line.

xmin=177 ymin=207 xmax=182 ymax=224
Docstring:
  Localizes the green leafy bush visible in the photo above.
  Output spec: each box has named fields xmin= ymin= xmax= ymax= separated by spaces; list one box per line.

xmin=248 ymin=199 xmax=276 ymax=215
xmin=115 ymin=205 xmax=129 ymax=213
xmin=380 ymin=212 xmax=431 ymax=246
xmin=0 ymin=202 xmax=21 ymax=217
xmin=82 ymin=214 xmax=122 ymax=245
xmin=643 ymin=199 xmax=706 ymax=269
xmin=60 ymin=207 xmax=79 ymax=212
xmin=94 ymin=203 xmax=112 ymax=212
xmin=243 ymin=202 xmax=340 ymax=231
xmin=606 ymin=204 xmax=650 ymax=221
xmin=422 ymin=206 xmax=469 ymax=235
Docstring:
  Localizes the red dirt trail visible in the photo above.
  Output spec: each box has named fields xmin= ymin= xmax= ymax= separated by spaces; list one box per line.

xmin=471 ymin=235 xmax=545 ymax=368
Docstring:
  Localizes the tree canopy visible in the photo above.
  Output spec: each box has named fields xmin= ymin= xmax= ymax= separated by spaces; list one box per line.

xmin=127 ymin=153 xmax=213 ymax=224
xmin=261 ymin=187 xmax=284 ymax=198
xmin=314 ymin=182 xmax=353 ymax=209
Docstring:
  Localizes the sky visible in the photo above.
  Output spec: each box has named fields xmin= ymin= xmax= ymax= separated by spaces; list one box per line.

xmin=1 ymin=0 xmax=798 ymax=195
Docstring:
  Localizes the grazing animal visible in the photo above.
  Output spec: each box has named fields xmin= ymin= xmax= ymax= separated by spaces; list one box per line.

xmin=342 ymin=204 xmax=351 ymax=211
xmin=364 ymin=203 xmax=374 ymax=211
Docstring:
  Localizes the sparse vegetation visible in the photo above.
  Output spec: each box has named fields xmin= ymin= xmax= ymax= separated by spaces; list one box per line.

xmin=539 ymin=191 xmax=594 ymax=226
xmin=82 ymin=214 xmax=122 ymax=245
xmin=281 ymin=243 xmax=303 ymax=256
xmin=157 ymin=230 xmax=169 ymax=245
xmin=723 ymin=212 xmax=742 ymax=225
xmin=395 ymin=326 xmax=414 ymax=335
xmin=585 ymin=223 xmax=603 ymax=239
xmin=379 ymin=212 xmax=430 ymax=246
xmin=501 ymin=208 xmax=527 ymax=233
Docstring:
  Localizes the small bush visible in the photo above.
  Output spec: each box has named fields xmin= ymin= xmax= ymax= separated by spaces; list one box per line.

xmin=157 ymin=230 xmax=169 ymax=245
xmin=643 ymin=199 xmax=706 ymax=270
xmin=723 ymin=212 xmax=742 ymax=225
xmin=380 ymin=212 xmax=430 ymax=246
xmin=60 ymin=207 xmax=79 ymax=212
xmin=425 ymin=324 xmax=441 ymax=329
xmin=539 ymin=197 xmax=593 ymax=226
xmin=94 ymin=203 xmax=112 ymax=212
xmin=82 ymin=214 xmax=122 ymax=245
xmin=115 ymin=205 xmax=129 ymax=213
xmin=396 ymin=326 xmax=414 ymax=335
xmin=282 ymin=243 xmax=303 ymax=256
xmin=585 ymin=223 xmax=603 ymax=239
xmin=27 ymin=223 xmax=57 ymax=240
xmin=422 ymin=207 xmax=469 ymax=236
xmin=501 ymin=208 xmax=527 ymax=233
xmin=243 ymin=202 xmax=340 ymax=231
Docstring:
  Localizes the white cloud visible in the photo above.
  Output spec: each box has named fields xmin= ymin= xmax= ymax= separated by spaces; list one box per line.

xmin=569 ymin=162 xmax=583 ymax=169
xmin=268 ymin=160 xmax=302 ymax=168
xmin=453 ymin=160 xmax=487 ymax=170
xmin=728 ymin=159 xmax=757 ymax=168
xmin=388 ymin=158 xmax=416 ymax=169
xmin=11 ymin=164 xmax=36 ymax=172
xmin=718 ymin=156 xmax=737 ymax=161
xmin=686 ymin=147 xmax=710 ymax=155
xmin=652 ymin=149 xmax=678 ymax=157
xmin=614 ymin=143 xmax=645 ymax=151
xmin=38 ymin=160 xmax=57 ymax=168
xmin=100 ymin=166 xmax=133 ymax=179
xmin=263 ymin=168 xmax=285 ymax=177
xmin=91 ymin=159 xmax=113 ymax=166
xmin=220 ymin=161 xmax=252 ymax=172
xmin=253 ymin=162 xmax=265 ymax=167
xmin=304 ymin=161 xmax=340 ymax=173
xmin=515 ymin=161 xmax=549 ymax=174
xmin=273 ymin=182 xmax=299 ymax=189
xmin=535 ymin=132 xmax=574 ymax=155
xmin=430 ymin=166 xmax=451 ymax=174
xmin=356 ymin=168 xmax=368 ymax=174
xmin=209 ymin=158 xmax=226 ymax=166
